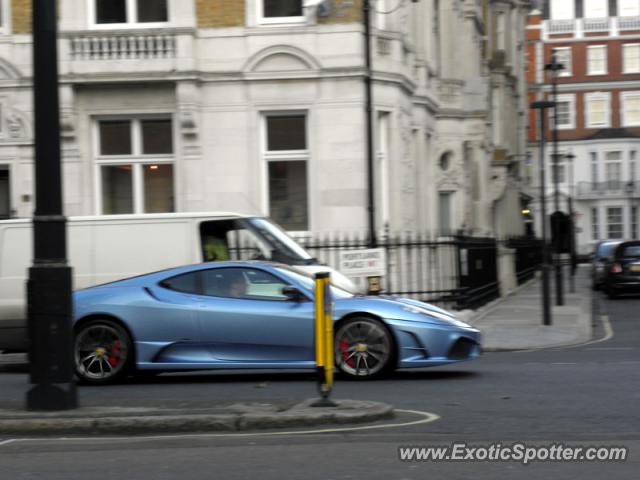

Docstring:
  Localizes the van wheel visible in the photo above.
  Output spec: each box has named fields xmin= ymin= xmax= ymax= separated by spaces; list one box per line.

xmin=606 ymin=286 xmax=618 ymax=299
xmin=74 ymin=319 xmax=132 ymax=385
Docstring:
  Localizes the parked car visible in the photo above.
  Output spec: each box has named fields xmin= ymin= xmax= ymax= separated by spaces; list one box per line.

xmin=591 ymin=240 xmax=623 ymax=290
xmin=72 ymin=261 xmax=481 ymax=384
xmin=603 ymin=240 xmax=640 ymax=298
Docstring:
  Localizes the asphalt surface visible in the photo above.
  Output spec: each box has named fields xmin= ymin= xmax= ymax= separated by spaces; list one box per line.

xmin=0 ymin=284 xmax=639 ymax=479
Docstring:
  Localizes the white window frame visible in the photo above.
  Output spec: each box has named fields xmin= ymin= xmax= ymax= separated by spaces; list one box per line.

xmin=93 ymin=115 xmax=175 ymax=215
xmin=619 ymin=0 xmax=640 ymax=17
xmin=607 ymin=206 xmax=624 ymax=239
xmin=623 ymin=43 xmax=640 ymax=74
xmin=554 ymin=47 xmax=572 ymax=77
xmin=256 ymin=0 xmax=305 ymax=26
xmin=88 ymin=0 xmax=170 ymax=30
xmin=587 ymin=45 xmax=608 ymax=76
xmin=585 ymin=92 xmax=611 ymax=128
xmin=261 ymin=111 xmax=310 ymax=233
xmin=550 ymin=0 xmax=575 ymax=20
xmin=621 ymin=91 xmax=640 ymax=127
xmin=584 ymin=0 xmax=608 ymax=18
xmin=605 ymin=150 xmax=623 ymax=186
xmin=555 ymin=94 xmax=576 ymax=130
xmin=591 ymin=152 xmax=599 ymax=184
xmin=591 ymin=207 xmax=599 ymax=240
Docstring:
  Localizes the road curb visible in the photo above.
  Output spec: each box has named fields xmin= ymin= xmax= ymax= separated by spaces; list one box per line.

xmin=0 ymin=399 xmax=394 ymax=436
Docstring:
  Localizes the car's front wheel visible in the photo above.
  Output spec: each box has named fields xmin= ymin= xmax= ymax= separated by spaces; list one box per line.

xmin=74 ymin=319 xmax=133 ymax=385
xmin=334 ymin=317 xmax=395 ymax=379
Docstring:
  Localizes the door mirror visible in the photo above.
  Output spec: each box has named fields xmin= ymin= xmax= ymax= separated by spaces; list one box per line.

xmin=282 ymin=286 xmax=306 ymax=302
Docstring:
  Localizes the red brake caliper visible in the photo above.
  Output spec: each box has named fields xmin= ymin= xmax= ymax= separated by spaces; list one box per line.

xmin=108 ymin=341 xmax=122 ymax=367
xmin=339 ymin=340 xmax=355 ymax=367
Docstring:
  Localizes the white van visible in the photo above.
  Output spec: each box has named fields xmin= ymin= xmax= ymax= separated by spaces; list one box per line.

xmin=0 ymin=212 xmax=354 ymax=351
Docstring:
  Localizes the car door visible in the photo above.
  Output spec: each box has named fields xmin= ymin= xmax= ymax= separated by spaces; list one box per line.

xmin=196 ymin=267 xmax=314 ymax=364
xmin=141 ymin=271 xmax=210 ymax=363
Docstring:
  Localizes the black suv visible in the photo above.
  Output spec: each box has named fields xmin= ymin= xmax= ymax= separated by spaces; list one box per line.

xmin=591 ymin=240 xmax=623 ymax=290
xmin=603 ymin=240 xmax=640 ymax=298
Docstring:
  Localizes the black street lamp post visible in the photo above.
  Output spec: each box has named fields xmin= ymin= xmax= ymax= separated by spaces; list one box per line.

xmin=363 ymin=0 xmax=376 ymax=248
xmin=26 ymin=0 xmax=77 ymax=410
xmin=565 ymin=152 xmax=576 ymax=294
xmin=545 ymin=51 xmax=565 ymax=306
xmin=531 ymin=100 xmax=555 ymax=326
xmin=626 ymin=180 xmax=636 ymax=239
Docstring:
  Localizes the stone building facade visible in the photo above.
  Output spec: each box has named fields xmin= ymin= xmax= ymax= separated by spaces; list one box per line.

xmin=0 ymin=0 xmax=529 ymax=240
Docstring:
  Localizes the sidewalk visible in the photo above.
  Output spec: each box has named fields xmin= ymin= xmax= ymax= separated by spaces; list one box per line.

xmin=460 ymin=265 xmax=593 ymax=351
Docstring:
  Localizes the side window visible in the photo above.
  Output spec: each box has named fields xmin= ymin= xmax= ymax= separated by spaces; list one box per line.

xmin=200 ymin=268 xmax=289 ymax=300
xmin=160 ymin=272 xmax=202 ymax=294
xmin=200 ymin=220 xmax=270 ymax=262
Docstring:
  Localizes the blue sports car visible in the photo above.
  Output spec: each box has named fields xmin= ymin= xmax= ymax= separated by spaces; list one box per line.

xmin=73 ymin=261 xmax=481 ymax=384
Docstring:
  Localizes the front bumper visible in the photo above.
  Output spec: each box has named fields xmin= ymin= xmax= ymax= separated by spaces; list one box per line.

xmin=607 ymin=275 xmax=640 ymax=291
xmin=390 ymin=320 xmax=482 ymax=368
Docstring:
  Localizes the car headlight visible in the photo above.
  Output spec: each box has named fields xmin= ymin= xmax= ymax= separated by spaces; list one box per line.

xmin=402 ymin=305 xmax=473 ymax=329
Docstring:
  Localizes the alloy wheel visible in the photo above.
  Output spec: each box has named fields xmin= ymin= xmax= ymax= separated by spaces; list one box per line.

xmin=335 ymin=318 xmax=393 ymax=378
xmin=74 ymin=321 xmax=130 ymax=383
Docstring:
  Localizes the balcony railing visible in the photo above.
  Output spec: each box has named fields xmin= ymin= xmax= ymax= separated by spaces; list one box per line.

xmin=548 ymin=19 xmax=575 ymax=34
xmin=545 ymin=16 xmax=640 ymax=37
xmin=576 ymin=181 xmax=639 ymax=198
xmin=69 ymin=32 xmax=176 ymax=60
xmin=619 ymin=16 xmax=640 ymax=30
xmin=583 ymin=17 xmax=610 ymax=32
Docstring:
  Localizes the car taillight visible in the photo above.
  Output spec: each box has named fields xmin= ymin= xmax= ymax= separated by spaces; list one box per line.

xmin=611 ymin=263 xmax=622 ymax=274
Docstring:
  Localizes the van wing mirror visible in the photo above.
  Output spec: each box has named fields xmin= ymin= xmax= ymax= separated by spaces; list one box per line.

xmin=282 ymin=286 xmax=305 ymax=302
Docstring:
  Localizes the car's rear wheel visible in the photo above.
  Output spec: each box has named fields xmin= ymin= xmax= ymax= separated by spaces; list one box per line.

xmin=334 ymin=317 xmax=395 ymax=379
xmin=606 ymin=285 xmax=618 ymax=299
xmin=74 ymin=319 xmax=132 ymax=385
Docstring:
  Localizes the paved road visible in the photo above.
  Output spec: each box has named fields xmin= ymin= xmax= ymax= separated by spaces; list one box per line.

xmin=1 ymin=289 xmax=639 ymax=479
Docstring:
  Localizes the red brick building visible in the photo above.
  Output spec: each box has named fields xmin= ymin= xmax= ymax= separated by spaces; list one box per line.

xmin=527 ymin=0 xmax=640 ymax=254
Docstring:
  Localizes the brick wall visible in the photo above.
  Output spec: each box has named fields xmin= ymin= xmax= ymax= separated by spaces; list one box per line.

xmin=11 ymin=0 xmax=32 ymax=34
xmin=196 ymin=0 xmax=245 ymax=28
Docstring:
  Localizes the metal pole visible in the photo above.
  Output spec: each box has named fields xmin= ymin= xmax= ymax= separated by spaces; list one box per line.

xmin=26 ymin=0 xmax=77 ymax=410
xmin=566 ymin=153 xmax=576 ymax=293
xmin=546 ymin=51 xmax=564 ymax=306
xmin=364 ymin=0 xmax=377 ymax=248
xmin=532 ymin=100 xmax=554 ymax=326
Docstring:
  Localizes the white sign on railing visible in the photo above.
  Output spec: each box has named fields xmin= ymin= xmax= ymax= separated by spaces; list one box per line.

xmin=339 ymin=248 xmax=386 ymax=277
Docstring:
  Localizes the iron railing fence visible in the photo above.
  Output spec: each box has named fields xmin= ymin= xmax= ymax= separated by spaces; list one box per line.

xmin=297 ymin=233 xmax=543 ymax=311
xmin=505 ymin=236 xmax=544 ymax=285
xmin=226 ymin=230 xmax=542 ymax=311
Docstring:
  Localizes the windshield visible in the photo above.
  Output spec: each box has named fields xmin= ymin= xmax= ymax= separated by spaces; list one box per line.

xmin=275 ymin=266 xmax=354 ymax=299
xmin=246 ymin=217 xmax=314 ymax=263
xmin=621 ymin=245 xmax=640 ymax=257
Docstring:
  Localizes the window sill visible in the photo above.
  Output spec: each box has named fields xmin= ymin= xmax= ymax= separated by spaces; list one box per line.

xmin=257 ymin=16 xmax=306 ymax=26
xmin=89 ymin=22 xmax=171 ymax=31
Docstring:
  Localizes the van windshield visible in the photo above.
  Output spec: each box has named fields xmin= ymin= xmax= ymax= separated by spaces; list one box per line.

xmin=200 ymin=217 xmax=314 ymax=265
xmin=246 ymin=218 xmax=313 ymax=263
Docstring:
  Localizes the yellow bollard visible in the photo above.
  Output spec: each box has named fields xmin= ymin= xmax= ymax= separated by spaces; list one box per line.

xmin=312 ymin=272 xmax=337 ymax=407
